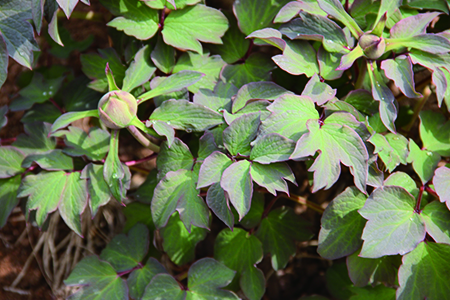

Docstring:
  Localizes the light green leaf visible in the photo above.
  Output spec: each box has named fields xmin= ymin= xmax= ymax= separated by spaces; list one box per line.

xmin=317 ymin=0 xmax=363 ymax=38
xmin=232 ymin=81 xmax=288 ymax=113
xmin=434 ymin=166 xmax=450 ymax=210
xmin=18 ymin=171 xmax=88 ymax=236
xmin=275 ymin=1 xmax=328 ymax=23
xmin=22 ymin=149 xmax=73 ymax=171
xmin=197 ymin=151 xmax=232 ymax=188
xmin=156 ymin=138 xmax=194 ymax=180
xmin=149 ymin=99 xmax=223 ymax=132
xmin=250 ymin=162 xmax=295 ymax=195
xmin=318 ymin=46 xmax=344 ymax=80
xmin=397 ymin=242 xmax=450 ymax=300
xmin=123 ymin=45 xmax=156 ymax=92
xmin=369 ymin=133 xmax=409 ymax=172
xmin=419 ymin=111 xmax=450 ymax=156
xmin=52 ymin=126 xmax=110 ymax=161
xmin=359 ymin=186 xmax=425 ymax=258
xmin=81 ymin=163 xmax=112 ymax=216
xmin=383 ymin=172 xmax=418 ymax=196
xmin=194 ymin=81 xmax=237 ymax=113
xmin=386 ymin=34 xmax=450 ymax=54
xmin=127 ymin=258 xmax=168 ymax=300
xmin=162 ymin=5 xmax=228 ymax=54
xmin=381 ymin=55 xmax=421 ymax=98
xmin=291 ymin=119 xmax=368 ymax=193
xmin=258 ymin=94 xmax=319 ymax=140
xmin=223 ymin=113 xmax=260 ymax=156
xmin=407 ymin=139 xmax=440 ymax=184
xmin=160 ymin=213 xmax=208 ymax=265
xmin=273 ymin=40 xmax=319 ymax=77
xmin=233 ymin=0 xmax=290 ymax=35
xmin=318 ymin=187 xmax=367 ymax=260
xmin=221 ymin=160 xmax=253 ymax=220
xmin=144 ymin=0 xmax=200 ymax=10
xmin=151 ymin=35 xmax=175 ymax=74
xmin=13 ymin=122 xmax=56 ymax=155
xmin=247 ymin=28 xmax=286 ymax=50
xmin=421 ymin=201 xmax=450 ymax=244
xmin=64 ymin=256 xmax=128 ymax=300
xmin=142 ymin=274 xmax=186 ymax=300
xmin=256 ymin=206 xmax=313 ymax=270
xmin=173 ymin=51 xmax=226 ymax=93
xmin=50 ymin=110 xmax=99 ymax=133
xmin=152 ymin=120 xmax=175 ymax=147
xmin=0 ymin=147 xmax=25 ymax=178
xmin=101 ymin=0 xmax=159 ymax=40
xmin=250 ymin=133 xmax=296 ymax=164
xmin=220 ymin=52 xmax=275 ymax=88
xmin=301 ymin=74 xmax=336 ymax=105
xmin=0 ymin=176 xmax=21 ymax=228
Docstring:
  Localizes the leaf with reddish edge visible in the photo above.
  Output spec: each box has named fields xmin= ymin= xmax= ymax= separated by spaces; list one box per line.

xmin=390 ymin=12 xmax=441 ymax=39
xmin=397 ymin=242 xmax=450 ymax=300
xmin=247 ymin=28 xmax=286 ymax=50
xmin=223 ymin=113 xmax=261 ymax=156
xmin=250 ymin=133 xmax=296 ymax=164
xmin=156 ymin=138 xmax=194 ymax=180
xmin=359 ymin=186 xmax=426 ymax=258
xmin=197 ymin=151 xmax=232 ymax=189
xmin=206 ymin=182 xmax=234 ymax=229
xmin=421 ymin=201 xmax=450 ymax=244
xmin=250 ymin=162 xmax=295 ymax=195
xmin=232 ymin=81 xmax=289 ymax=113
xmin=274 ymin=1 xmax=327 ymax=23
xmin=419 ymin=111 xmax=450 ymax=156
xmin=127 ymin=258 xmax=168 ymax=300
xmin=407 ymin=139 xmax=440 ymax=185
xmin=386 ymin=34 xmax=450 ymax=54
xmin=272 ymin=40 xmax=319 ymax=77
xmin=301 ymin=74 xmax=336 ymax=105
xmin=221 ymin=160 xmax=253 ymax=220
xmin=337 ymin=45 xmax=364 ymax=71
xmin=291 ymin=118 xmax=368 ymax=194
xmin=317 ymin=0 xmax=363 ymax=38
xmin=434 ymin=166 xmax=450 ymax=210
xmin=318 ymin=46 xmax=344 ymax=80
xmin=381 ymin=56 xmax=421 ymax=98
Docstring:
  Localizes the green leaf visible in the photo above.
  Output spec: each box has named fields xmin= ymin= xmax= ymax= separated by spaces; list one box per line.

xmin=151 ymin=120 xmax=175 ymax=147
xmin=47 ymin=26 xmax=94 ymax=59
xmin=338 ymin=45 xmax=364 ymax=71
xmin=81 ymin=163 xmax=112 ymax=216
xmin=206 ymin=182 xmax=234 ymax=229
xmin=144 ymin=0 xmax=200 ymax=10
xmin=369 ymin=133 xmax=409 ymax=172
xmin=21 ymin=103 xmax=61 ymax=124
xmin=221 ymin=160 xmax=253 ymax=220
xmin=0 ymin=105 xmax=7 ymax=129
xmin=62 ymin=76 xmax=102 ymax=112
xmin=156 ymin=138 xmax=194 ymax=179
xmin=122 ymin=45 xmax=156 ymax=92
xmin=233 ymin=0 xmax=290 ymax=35
xmin=150 ymin=99 xmax=223 ymax=132
xmin=220 ymin=52 xmax=275 ymax=88
xmin=291 ymin=119 xmax=368 ymax=193
xmin=317 ymin=0 xmax=363 ymax=38
xmin=302 ymin=74 xmax=336 ymax=105
xmin=80 ymin=48 xmax=126 ymax=92
xmin=407 ymin=139 xmax=440 ymax=184
xmin=247 ymin=28 xmax=286 ymax=50
xmin=386 ymin=34 xmax=450 ymax=54
xmin=151 ymin=35 xmax=175 ymax=74
xmin=275 ymin=1 xmax=327 ymax=23
xmin=0 ymin=33 xmax=8 ymax=87
xmin=22 ymin=149 xmax=73 ymax=171
xmin=187 ymin=258 xmax=239 ymax=300
xmin=239 ymin=192 xmax=264 ymax=229
xmin=52 ymin=126 xmax=110 ymax=161
xmin=250 ymin=133 xmax=296 ymax=164
xmin=123 ymin=202 xmax=155 ymax=233
xmin=384 ymin=172 xmax=418 ymax=196
xmin=64 ymin=256 xmax=128 ymax=300
xmin=250 ymin=162 xmax=295 ymax=195
xmin=198 ymin=151 xmax=232 ymax=188
xmin=419 ymin=110 xmax=450 ymax=156
xmin=223 ymin=113 xmax=260 ymax=156
xmin=0 ymin=176 xmax=21 ymax=228
xmin=258 ymin=94 xmax=319 ymax=140
xmin=101 ymin=0 xmax=159 ymax=40
xmin=162 ymin=5 xmax=228 ymax=54
xmin=359 ymin=186 xmax=425 ymax=258
xmin=367 ymin=61 xmax=397 ymax=133
xmin=256 ymin=206 xmax=313 ymax=270
xmin=0 ymin=147 xmax=25 ymax=178
xmin=152 ymin=169 xmax=209 ymax=231
xmin=194 ymin=81 xmax=237 ymax=113
xmin=318 ymin=187 xmax=367 ymax=260
xmin=13 ymin=122 xmax=56 ymax=155
xmin=142 ymin=274 xmax=186 ymax=300
xmin=279 ymin=12 xmax=349 ymax=53
xmin=381 ymin=55 xmax=421 ymax=98
xmin=50 ymin=110 xmax=99 ymax=133
xmin=434 ymin=166 xmax=450 ymax=210
xmin=405 ymin=0 xmax=449 ymax=13
xmin=273 ymin=40 xmax=319 ymax=77
xmin=198 ymin=131 xmax=220 ymax=161
xmin=347 ymin=251 xmax=401 ymax=287
xmin=104 ymin=130 xmax=131 ymax=203
xmin=232 ymin=81 xmax=289 ymax=113
xmin=55 ymin=0 xmax=80 ymax=18
xmin=240 ymin=266 xmax=265 ymax=300
xmin=0 ymin=0 xmax=39 ymax=69
xmin=160 ymin=213 xmax=208 ymax=265
xmin=318 ymin=46 xmax=344 ymax=80
xmin=127 ymin=258 xmax=168 ymax=300
xmin=100 ymin=223 xmax=148 ymax=272
xmin=9 ymin=72 xmax=64 ymax=111
xmin=325 ymin=262 xmax=355 ymax=300
xmin=421 ymin=201 xmax=450 ymax=244
xmin=214 ymin=228 xmax=263 ymax=290
xmin=349 ymin=284 xmax=396 ymax=300
xmin=139 ymin=71 xmax=204 ymax=101
xmin=397 ymin=242 xmax=450 ymax=300
xmin=173 ymin=51 xmax=226 ymax=93
xmin=131 ymin=170 xmax=158 ymax=204
xmin=343 ymin=90 xmax=378 ymax=116
xmin=209 ymin=12 xmax=249 ymax=64
xmin=18 ymin=171 xmax=88 ymax=236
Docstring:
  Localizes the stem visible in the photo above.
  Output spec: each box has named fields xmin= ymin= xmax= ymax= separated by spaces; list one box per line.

xmin=261 ymin=196 xmax=280 ymax=219
xmin=282 ymin=194 xmax=325 ymax=214
xmin=415 ymin=185 xmax=424 ymax=213
xmin=0 ymin=137 xmax=16 ymax=145
xmin=125 ymin=153 xmax=158 ymax=166
xmin=127 ymin=126 xmax=160 ymax=153
xmin=159 ymin=6 xmax=167 ymax=30
xmin=402 ymin=85 xmax=432 ymax=132
xmin=425 ymin=186 xmax=439 ymax=198
xmin=117 ymin=263 xmax=143 ymax=277
xmin=49 ymin=98 xmax=65 ymax=114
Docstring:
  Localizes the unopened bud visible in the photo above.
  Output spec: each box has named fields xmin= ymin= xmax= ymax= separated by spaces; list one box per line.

xmin=359 ymin=34 xmax=386 ymax=59
xmin=98 ymin=90 xmax=137 ymax=129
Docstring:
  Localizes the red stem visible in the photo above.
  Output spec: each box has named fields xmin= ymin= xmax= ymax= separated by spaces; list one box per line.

xmin=125 ymin=153 xmax=158 ymax=166
xmin=49 ymin=98 xmax=65 ymax=114
xmin=0 ymin=137 xmax=16 ymax=145
xmin=415 ymin=185 xmax=424 ymax=213
xmin=425 ymin=186 xmax=439 ymax=198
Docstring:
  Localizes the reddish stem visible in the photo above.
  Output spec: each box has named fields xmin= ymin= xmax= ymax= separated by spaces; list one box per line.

xmin=117 ymin=262 xmax=143 ymax=277
xmin=415 ymin=185 xmax=425 ymax=213
xmin=262 ymin=195 xmax=279 ymax=219
xmin=125 ymin=153 xmax=158 ymax=166
xmin=49 ymin=98 xmax=65 ymax=114
xmin=425 ymin=186 xmax=439 ymax=198
xmin=1 ymin=137 xmax=16 ymax=145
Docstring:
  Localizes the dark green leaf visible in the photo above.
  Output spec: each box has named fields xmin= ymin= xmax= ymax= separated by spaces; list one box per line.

xmin=81 ymin=163 xmax=112 ymax=216
xmin=318 ymin=46 xmax=344 ymax=80
xmin=223 ymin=113 xmax=260 ymax=156
xmin=250 ymin=133 xmax=296 ymax=164
xmin=142 ymin=274 xmax=186 ymax=300
xmin=151 ymin=35 xmax=175 ymax=74
xmin=156 ymin=138 xmax=194 ymax=179
xmin=240 ymin=266 xmax=265 ymax=300
xmin=343 ymin=90 xmax=378 ymax=116
xmin=0 ymin=105 xmax=7 ymax=129
xmin=421 ymin=201 xmax=450 ymax=244
xmin=194 ymin=81 xmax=237 ymax=113
xmin=349 ymin=284 xmax=396 ymax=300
xmin=13 ymin=122 xmax=56 ymax=155
xmin=198 ymin=151 xmax=232 ymax=188
xmin=47 ymin=26 xmax=94 ymax=59
xmin=0 ymin=147 xmax=25 ymax=178
xmin=239 ymin=192 xmax=264 ymax=229
xmin=232 ymin=81 xmax=288 ymax=113
xmin=250 ymin=162 xmax=295 ymax=195
xmin=21 ymin=103 xmax=61 ymax=124
xmin=0 ymin=176 xmax=21 ymax=228
xmin=127 ymin=258 xmax=168 ymax=300
xmin=22 ymin=149 xmax=73 ymax=171
xmin=123 ymin=45 xmax=156 ymax=92
xmin=206 ymin=182 xmax=234 ymax=229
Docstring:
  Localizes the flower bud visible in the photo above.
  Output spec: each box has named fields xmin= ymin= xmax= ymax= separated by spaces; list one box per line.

xmin=98 ymin=90 xmax=137 ymax=129
xmin=358 ymin=34 xmax=386 ymax=60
